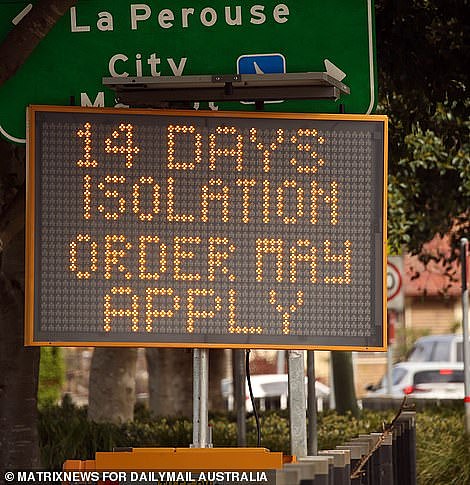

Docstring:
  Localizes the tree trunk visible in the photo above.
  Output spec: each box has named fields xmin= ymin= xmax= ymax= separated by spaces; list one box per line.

xmin=88 ymin=348 xmax=137 ymax=423
xmin=146 ymin=348 xmax=193 ymax=417
xmin=0 ymin=134 xmax=40 ymax=472
xmin=0 ymin=234 xmax=40 ymax=470
xmin=331 ymin=351 xmax=360 ymax=418
xmin=208 ymin=349 xmax=228 ymax=412
xmin=146 ymin=348 xmax=228 ymax=417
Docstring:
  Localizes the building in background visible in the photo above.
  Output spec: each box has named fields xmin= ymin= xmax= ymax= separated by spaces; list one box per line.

xmin=355 ymin=235 xmax=462 ymax=396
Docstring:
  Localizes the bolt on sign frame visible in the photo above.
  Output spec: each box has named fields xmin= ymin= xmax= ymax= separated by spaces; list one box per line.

xmin=25 ymin=105 xmax=387 ymax=350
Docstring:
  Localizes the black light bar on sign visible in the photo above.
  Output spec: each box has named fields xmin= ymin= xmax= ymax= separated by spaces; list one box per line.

xmin=102 ymin=73 xmax=350 ymax=106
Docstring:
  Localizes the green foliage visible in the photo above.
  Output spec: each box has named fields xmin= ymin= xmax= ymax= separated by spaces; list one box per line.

xmin=316 ymin=409 xmax=393 ymax=449
xmin=38 ymin=347 xmax=65 ymax=408
xmin=38 ymin=400 xmax=470 ymax=484
xmin=386 ymin=121 xmax=469 ymax=257
xmin=416 ymin=407 xmax=470 ymax=485
xmin=375 ymin=0 xmax=469 ymax=257
xmin=38 ymin=401 xmax=388 ymax=469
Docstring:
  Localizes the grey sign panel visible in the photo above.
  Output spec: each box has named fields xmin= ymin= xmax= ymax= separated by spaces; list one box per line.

xmin=26 ymin=106 xmax=387 ymax=350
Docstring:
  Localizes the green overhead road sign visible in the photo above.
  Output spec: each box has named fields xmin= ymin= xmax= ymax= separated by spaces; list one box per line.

xmin=0 ymin=1 xmax=377 ymax=142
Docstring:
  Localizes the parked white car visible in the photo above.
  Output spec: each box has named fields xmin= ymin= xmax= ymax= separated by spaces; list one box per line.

xmin=221 ymin=374 xmax=330 ymax=412
xmin=406 ymin=333 xmax=468 ymax=363
xmin=365 ymin=361 xmax=465 ymax=400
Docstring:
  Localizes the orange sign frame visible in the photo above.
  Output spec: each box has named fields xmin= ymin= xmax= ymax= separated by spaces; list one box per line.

xmin=25 ymin=105 xmax=388 ymax=351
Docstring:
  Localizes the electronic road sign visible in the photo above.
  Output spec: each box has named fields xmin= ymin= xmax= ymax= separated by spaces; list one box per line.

xmin=26 ymin=106 xmax=387 ymax=350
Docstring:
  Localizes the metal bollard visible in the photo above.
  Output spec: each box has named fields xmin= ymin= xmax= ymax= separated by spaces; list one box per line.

xmin=344 ymin=440 xmax=371 ymax=485
xmin=298 ymin=456 xmax=334 ymax=485
xmin=373 ymin=432 xmax=393 ymax=485
xmin=303 ymin=456 xmax=331 ymax=485
xmin=397 ymin=412 xmax=417 ymax=485
xmin=394 ymin=420 xmax=406 ymax=484
xmin=284 ymin=456 xmax=331 ymax=485
xmin=394 ymin=419 xmax=405 ymax=484
xmin=276 ymin=467 xmax=301 ymax=485
xmin=319 ymin=450 xmax=351 ymax=485
xmin=336 ymin=444 xmax=365 ymax=485
xmin=284 ymin=462 xmax=317 ymax=485
xmin=393 ymin=420 xmax=400 ymax=483
xmin=348 ymin=438 xmax=373 ymax=485
xmin=358 ymin=434 xmax=381 ymax=485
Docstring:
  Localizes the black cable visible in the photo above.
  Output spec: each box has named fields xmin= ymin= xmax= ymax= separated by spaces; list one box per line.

xmin=245 ymin=349 xmax=261 ymax=447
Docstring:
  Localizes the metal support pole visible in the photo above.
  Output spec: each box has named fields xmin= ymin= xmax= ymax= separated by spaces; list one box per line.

xmin=192 ymin=348 xmax=210 ymax=448
xmin=277 ymin=350 xmax=286 ymax=374
xmin=192 ymin=349 xmax=200 ymax=446
xmin=460 ymin=238 xmax=470 ymax=434
xmin=386 ymin=341 xmax=393 ymax=395
xmin=329 ymin=353 xmax=336 ymax=410
xmin=288 ymin=350 xmax=307 ymax=458
xmin=307 ymin=351 xmax=318 ymax=455
xmin=233 ymin=349 xmax=247 ymax=446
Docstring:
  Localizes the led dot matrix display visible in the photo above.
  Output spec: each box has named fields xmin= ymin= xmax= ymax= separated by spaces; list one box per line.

xmin=26 ymin=106 xmax=387 ymax=350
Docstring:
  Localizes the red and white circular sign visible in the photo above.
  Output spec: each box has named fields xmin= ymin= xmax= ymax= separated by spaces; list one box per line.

xmin=387 ymin=261 xmax=402 ymax=302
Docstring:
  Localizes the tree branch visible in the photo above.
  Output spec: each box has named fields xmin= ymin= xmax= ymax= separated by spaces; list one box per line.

xmin=0 ymin=0 xmax=77 ymax=88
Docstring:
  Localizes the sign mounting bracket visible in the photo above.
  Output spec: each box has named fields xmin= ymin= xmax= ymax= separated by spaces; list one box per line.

xmin=102 ymin=72 xmax=350 ymax=107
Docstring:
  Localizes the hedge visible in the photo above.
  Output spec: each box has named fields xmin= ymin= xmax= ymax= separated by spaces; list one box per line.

xmin=38 ymin=398 xmax=470 ymax=484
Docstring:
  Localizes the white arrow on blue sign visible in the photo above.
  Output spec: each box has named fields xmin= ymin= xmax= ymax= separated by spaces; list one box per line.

xmin=237 ymin=53 xmax=286 ymax=75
